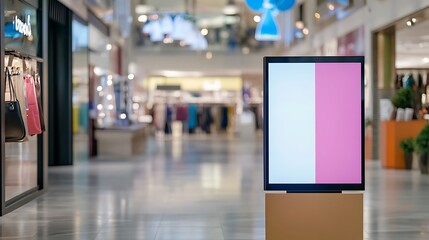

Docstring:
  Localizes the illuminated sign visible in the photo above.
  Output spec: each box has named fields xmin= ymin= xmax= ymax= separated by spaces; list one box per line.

xmin=14 ymin=15 xmax=32 ymax=37
xmin=4 ymin=0 xmax=39 ymax=56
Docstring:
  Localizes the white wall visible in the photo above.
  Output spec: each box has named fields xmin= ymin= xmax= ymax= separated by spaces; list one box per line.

xmin=368 ymin=0 xmax=429 ymax=31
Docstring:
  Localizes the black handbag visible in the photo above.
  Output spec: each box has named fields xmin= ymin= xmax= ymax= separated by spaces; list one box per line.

xmin=5 ymin=68 xmax=26 ymax=142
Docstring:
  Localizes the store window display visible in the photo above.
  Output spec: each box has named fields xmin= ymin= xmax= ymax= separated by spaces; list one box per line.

xmin=4 ymin=54 xmax=44 ymax=201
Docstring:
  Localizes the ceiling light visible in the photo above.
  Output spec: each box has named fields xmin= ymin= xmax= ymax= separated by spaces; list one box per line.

xmin=206 ymin=52 xmax=213 ymax=60
xmin=223 ymin=4 xmax=239 ymax=16
xmin=135 ymin=5 xmax=154 ymax=14
xmin=97 ymin=86 xmax=102 ymax=92
xmin=93 ymin=67 xmax=102 ymax=75
xmin=423 ymin=58 xmax=429 ymax=63
xmin=106 ymin=43 xmax=112 ymax=51
xmin=120 ymin=113 xmax=127 ymax=120
xmin=128 ymin=74 xmax=135 ymax=80
xmin=406 ymin=20 xmax=412 ymax=27
xmin=303 ymin=28 xmax=309 ymax=35
xmin=295 ymin=21 xmax=304 ymax=29
xmin=412 ymin=17 xmax=417 ymax=23
xmin=201 ymin=28 xmax=209 ymax=36
xmin=108 ymin=104 xmax=114 ymax=110
xmin=97 ymin=104 xmax=103 ymax=110
xmin=253 ymin=15 xmax=261 ymax=23
xmin=314 ymin=12 xmax=321 ymax=19
xmin=107 ymin=79 xmax=113 ymax=86
xmin=327 ymin=3 xmax=335 ymax=11
xmin=138 ymin=15 xmax=148 ymax=23
xmin=107 ymin=94 xmax=113 ymax=100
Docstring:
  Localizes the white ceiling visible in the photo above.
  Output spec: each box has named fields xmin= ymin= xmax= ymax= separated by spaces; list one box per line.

xmin=396 ymin=18 xmax=429 ymax=68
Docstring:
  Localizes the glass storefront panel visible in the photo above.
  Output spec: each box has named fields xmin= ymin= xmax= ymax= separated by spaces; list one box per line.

xmin=72 ymin=17 xmax=89 ymax=163
xmin=4 ymin=57 xmax=40 ymax=201
xmin=3 ymin=0 xmax=42 ymax=203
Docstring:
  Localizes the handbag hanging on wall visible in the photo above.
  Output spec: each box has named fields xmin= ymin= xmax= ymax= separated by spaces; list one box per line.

xmin=24 ymin=74 xmax=42 ymax=135
xmin=5 ymin=68 xmax=26 ymax=142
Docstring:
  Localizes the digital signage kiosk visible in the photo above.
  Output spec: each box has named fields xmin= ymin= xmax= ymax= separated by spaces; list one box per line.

xmin=263 ymin=56 xmax=364 ymax=192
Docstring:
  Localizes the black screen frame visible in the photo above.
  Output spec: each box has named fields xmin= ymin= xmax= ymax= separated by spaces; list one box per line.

xmin=263 ymin=56 xmax=365 ymax=192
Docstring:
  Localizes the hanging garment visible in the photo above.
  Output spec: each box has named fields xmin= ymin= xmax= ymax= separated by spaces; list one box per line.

xmin=165 ymin=105 xmax=173 ymax=134
xmin=188 ymin=104 xmax=198 ymax=132
xmin=176 ymin=105 xmax=188 ymax=122
xmin=154 ymin=104 xmax=166 ymax=131
xmin=24 ymin=75 xmax=42 ymax=135
xmin=34 ymin=73 xmax=46 ymax=131
xmin=202 ymin=107 xmax=213 ymax=134
xmin=221 ymin=106 xmax=228 ymax=130
xmin=418 ymin=73 xmax=423 ymax=90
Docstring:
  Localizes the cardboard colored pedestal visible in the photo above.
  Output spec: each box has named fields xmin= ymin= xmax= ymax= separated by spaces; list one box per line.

xmin=265 ymin=193 xmax=363 ymax=240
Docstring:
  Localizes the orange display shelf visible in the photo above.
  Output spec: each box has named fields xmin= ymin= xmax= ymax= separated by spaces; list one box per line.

xmin=380 ymin=120 xmax=427 ymax=169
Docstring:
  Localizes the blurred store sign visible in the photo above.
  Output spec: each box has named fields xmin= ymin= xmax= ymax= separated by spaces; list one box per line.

xmin=4 ymin=0 xmax=38 ymax=56
xmin=156 ymin=85 xmax=181 ymax=91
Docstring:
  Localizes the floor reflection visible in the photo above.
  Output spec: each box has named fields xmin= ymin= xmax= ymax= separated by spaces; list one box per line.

xmin=5 ymin=136 xmax=38 ymax=201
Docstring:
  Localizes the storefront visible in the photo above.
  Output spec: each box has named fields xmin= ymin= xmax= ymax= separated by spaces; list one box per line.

xmin=0 ymin=0 xmax=48 ymax=215
xmin=374 ymin=6 xmax=429 ymax=172
xmin=144 ymin=75 xmax=244 ymax=135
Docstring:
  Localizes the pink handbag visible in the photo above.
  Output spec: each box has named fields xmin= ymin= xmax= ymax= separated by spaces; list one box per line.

xmin=24 ymin=75 xmax=42 ymax=135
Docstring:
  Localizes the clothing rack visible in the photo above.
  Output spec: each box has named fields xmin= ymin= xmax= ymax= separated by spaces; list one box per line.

xmin=5 ymin=49 xmax=44 ymax=63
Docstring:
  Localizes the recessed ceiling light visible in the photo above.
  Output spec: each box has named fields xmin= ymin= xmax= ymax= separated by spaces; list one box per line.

xmin=314 ymin=12 xmax=321 ymax=19
xmin=135 ymin=5 xmax=155 ymax=14
xmin=406 ymin=20 xmax=412 ymax=27
xmin=327 ymin=3 xmax=335 ymax=11
xmin=412 ymin=17 xmax=417 ymax=23
xmin=138 ymin=15 xmax=148 ymax=23
xmin=253 ymin=15 xmax=261 ymax=23
xmin=223 ymin=4 xmax=239 ymax=15
xmin=423 ymin=57 xmax=429 ymax=63
xmin=303 ymin=28 xmax=309 ymax=35
xmin=201 ymin=28 xmax=209 ymax=36
xmin=295 ymin=21 xmax=304 ymax=29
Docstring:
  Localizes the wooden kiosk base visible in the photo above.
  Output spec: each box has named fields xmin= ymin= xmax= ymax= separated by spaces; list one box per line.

xmin=266 ymin=193 xmax=363 ymax=240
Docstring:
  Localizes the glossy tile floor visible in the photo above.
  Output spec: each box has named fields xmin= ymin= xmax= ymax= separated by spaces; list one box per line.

xmin=0 ymin=134 xmax=429 ymax=240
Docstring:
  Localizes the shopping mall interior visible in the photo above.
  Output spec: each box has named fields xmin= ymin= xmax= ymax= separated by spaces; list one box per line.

xmin=1 ymin=0 xmax=429 ymax=239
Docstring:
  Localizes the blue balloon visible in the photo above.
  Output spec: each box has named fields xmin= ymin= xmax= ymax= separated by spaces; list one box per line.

xmin=274 ymin=0 xmax=296 ymax=11
xmin=245 ymin=0 xmax=264 ymax=12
